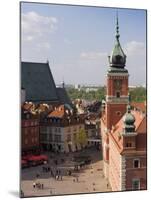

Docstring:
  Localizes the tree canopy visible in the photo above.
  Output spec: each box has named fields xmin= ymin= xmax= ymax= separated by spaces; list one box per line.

xmin=67 ymin=86 xmax=146 ymax=102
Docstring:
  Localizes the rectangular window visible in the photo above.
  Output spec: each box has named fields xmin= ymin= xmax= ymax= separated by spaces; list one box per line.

xmin=25 ymin=139 xmax=28 ymax=145
xmin=126 ymin=142 xmax=132 ymax=147
xmin=132 ymin=179 xmax=140 ymax=190
xmin=116 ymin=91 xmax=120 ymax=98
xmin=133 ymin=159 xmax=140 ymax=168
xmin=41 ymin=134 xmax=47 ymax=141
xmin=48 ymin=134 xmax=53 ymax=142
xmin=54 ymin=134 xmax=61 ymax=142
xmin=67 ymin=134 xmax=71 ymax=142
xmin=25 ymin=128 xmax=28 ymax=135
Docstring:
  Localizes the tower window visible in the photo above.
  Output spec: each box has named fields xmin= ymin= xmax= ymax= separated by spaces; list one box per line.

xmin=133 ymin=159 xmax=140 ymax=168
xmin=126 ymin=142 xmax=132 ymax=147
xmin=116 ymin=111 xmax=121 ymax=116
xmin=116 ymin=91 xmax=120 ymax=98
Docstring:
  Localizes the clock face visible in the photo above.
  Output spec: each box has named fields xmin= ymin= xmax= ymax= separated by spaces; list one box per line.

xmin=114 ymin=79 xmax=122 ymax=90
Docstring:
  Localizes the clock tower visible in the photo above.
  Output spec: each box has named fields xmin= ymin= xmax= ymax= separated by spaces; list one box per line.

xmin=105 ymin=14 xmax=129 ymax=130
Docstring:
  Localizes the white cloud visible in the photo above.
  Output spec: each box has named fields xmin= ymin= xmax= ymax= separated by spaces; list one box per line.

xmin=80 ymin=51 xmax=107 ymax=60
xmin=124 ymin=41 xmax=146 ymax=56
xmin=22 ymin=11 xmax=58 ymax=42
xmin=36 ymin=42 xmax=50 ymax=50
xmin=64 ymin=38 xmax=72 ymax=45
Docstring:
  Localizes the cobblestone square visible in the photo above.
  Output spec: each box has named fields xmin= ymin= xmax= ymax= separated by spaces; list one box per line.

xmin=21 ymin=147 xmax=111 ymax=197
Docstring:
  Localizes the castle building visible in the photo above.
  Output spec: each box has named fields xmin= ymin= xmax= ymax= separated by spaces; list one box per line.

xmin=101 ymin=15 xmax=147 ymax=191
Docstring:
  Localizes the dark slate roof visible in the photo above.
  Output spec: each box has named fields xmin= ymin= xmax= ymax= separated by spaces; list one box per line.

xmin=21 ymin=62 xmax=59 ymax=102
xmin=56 ymin=87 xmax=73 ymax=107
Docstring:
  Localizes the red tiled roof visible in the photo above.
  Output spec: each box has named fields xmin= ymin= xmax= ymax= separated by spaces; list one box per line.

xmin=110 ymin=110 xmax=146 ymax=153
xmin=22 ymin=102 xmax=33 ymax=111
xmin=131 ymin=102 xmax=146 ymax=112
xmin=47 ymin=105 xmax=66 ymax=118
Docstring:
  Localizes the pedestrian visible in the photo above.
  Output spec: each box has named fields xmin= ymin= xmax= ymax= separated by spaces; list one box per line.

xmin=33 ymin=182 xmax=36 ymax=188
xmin=36 ymin=173 xmax=40 ymax=178
xmin=107 ymin=183 xmax=109 ymax=188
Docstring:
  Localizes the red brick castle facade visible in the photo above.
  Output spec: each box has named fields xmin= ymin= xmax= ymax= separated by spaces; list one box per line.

xmin=101 ymin=15 xmax=147 ymax=191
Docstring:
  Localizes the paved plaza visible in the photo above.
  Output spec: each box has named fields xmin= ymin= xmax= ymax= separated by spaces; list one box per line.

xmin=21 ymin=147 xmax=112 ymax=197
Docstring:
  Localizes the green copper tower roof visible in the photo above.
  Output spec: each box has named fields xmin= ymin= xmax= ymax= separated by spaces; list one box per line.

xmin=108 ymin=12 xmax=126 ymax=69
xmin=123 ymin=105 xmax=136 ymax=133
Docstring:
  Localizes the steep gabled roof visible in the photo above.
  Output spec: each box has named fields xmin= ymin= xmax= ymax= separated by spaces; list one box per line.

xmin=56 ymin=87 xmax=72 ymax=106
xmin=21 ymin=61 xmax=59 ymax=102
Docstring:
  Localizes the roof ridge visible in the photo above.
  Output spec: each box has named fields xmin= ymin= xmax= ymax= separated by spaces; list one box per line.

xmin=136 ymin=115 xmax=146 ymax=132
xmin=21 ymin=61 xmax=48 ymax=65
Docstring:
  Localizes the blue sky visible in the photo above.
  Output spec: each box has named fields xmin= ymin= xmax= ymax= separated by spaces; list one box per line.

xmin=21 ymin=2 xmax=146 ymax=86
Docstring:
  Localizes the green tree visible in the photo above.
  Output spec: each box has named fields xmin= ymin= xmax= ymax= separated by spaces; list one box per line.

xmin=129 ymin=87 xmax=146 ymax=102
xmin=76 ymin=128 xmax=87 ymax=149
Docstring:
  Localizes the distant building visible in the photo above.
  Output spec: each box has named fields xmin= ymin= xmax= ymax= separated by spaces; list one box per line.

xmin=74 ymin=84 xmax=81 ymax=91
xmin=40 ymin=104 xmax=85 ymax=153
xmin=101 ymin=15 xmax=147 ymax=191
xmin=85 ymin=87 xmax=98 ymax=93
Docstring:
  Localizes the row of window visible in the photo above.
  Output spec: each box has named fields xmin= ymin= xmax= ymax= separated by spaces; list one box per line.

xmin=24 ymin=137 xmax=38 ymax=145
xmin=41 ymin=134 xmax=62 ymax=142
xmin=23 ymin=121 xmax=38 ymax=127
xmin=40 ymin=127 xmax=61 ymax=133
xmin=24 ymin=127 xmax=39 ymax=135
xmin=40 ymin=125 xmax=83 ymax=134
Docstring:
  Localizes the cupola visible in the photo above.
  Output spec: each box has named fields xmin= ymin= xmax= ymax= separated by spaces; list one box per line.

xmin=123 ymin=105 xmax=136 ymax=133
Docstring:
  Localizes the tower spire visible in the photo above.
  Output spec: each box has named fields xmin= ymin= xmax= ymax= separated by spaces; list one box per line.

xmin=108 ymin=11 xmax=126 ymax=69
xmin=116 ymin=11 xmax=120 ymax=40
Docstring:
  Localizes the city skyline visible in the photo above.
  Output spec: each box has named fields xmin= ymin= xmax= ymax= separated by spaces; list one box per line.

xmin=21 ymin=3 xmax=146 ymax=86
